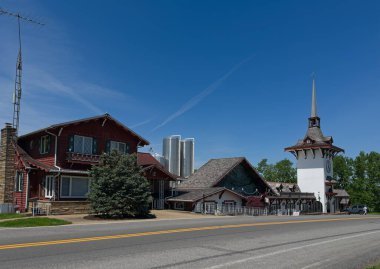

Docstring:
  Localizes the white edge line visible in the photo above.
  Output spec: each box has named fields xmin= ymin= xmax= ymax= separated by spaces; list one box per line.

xmin=204 ymin=230 xmax=380 ymax=269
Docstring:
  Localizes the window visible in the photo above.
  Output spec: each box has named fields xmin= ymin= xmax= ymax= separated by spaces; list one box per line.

xmin=60 ymin=176 xmax=90 ymax=198
xmin=109 ymin=141 xmax=129 ymax=154
xmin=223 ymin=201 xmax=235 ymax=213
xmin=29 ymin=140 xmax=34 ymax=150
xmin=73 ymin=135 xmax=93 ymax=154
xmin=204 ymin=202 xmax=216 ymax=214
xmin=174 ymin=202 xmax=184 ymax=210
xmin=40 ymin=135 xmax=50 ymax=154
xmin=45 ymin=176 xmax=55 ymax=198
xmin=14 ymin=171 xmax=24 ymax=192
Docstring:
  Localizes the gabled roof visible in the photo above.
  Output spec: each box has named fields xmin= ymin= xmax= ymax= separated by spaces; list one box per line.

xmin=178 ymin=157 xmax=244 ymax=188
xmin=178 ymin=157 xmax=275 ymax=193
xmin=168 ymin=187 xmax=247 ymax=203
xmin=137 ymin=152 xmax=162 ymax=167
xmin=137 ymin=152 xmax=177 ymax=180
xmin=18 ymin=114 xmax=149 ymax=146
xmin=334 ymin=189 xmax=349 ymax=197
xmin=15 ymin=144 xmax=54 ymax=172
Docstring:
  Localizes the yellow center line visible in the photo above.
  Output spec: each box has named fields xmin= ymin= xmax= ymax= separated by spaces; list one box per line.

xmin=0 ymin=216 xmax=379 ymax=250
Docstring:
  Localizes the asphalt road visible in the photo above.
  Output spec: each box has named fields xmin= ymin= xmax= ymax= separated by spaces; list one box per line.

xmin=0 ymin=215 xmax=379 ymax=269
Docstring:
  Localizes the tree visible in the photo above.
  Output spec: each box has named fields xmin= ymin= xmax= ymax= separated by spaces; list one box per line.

xmin=333 ymin=155 xmax=354 ymax=189
xmin=256 ymin=158 xmax=296 ymax=183
xmin=343 ymin=151 xmax=380 ymax=211
xmin=273 ymin=159 xmax=297 ymax=183
xmin=89 ymin=151 xmax=152 ymax=218
xmin=256 ymin=158 xmax=276 ymax=181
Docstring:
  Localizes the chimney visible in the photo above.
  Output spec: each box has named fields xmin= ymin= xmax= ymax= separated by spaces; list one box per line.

xmin=0 ymin=123 xmax=16 ymax=204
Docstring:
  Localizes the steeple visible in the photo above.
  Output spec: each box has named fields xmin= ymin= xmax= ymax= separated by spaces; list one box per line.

xmin=285 ymin=77 xmax=344 ymax=155
xmin=308 ymin=78 xmax=320 ymax=128
xmin=311 ymin=78 xmax=317 ymax=118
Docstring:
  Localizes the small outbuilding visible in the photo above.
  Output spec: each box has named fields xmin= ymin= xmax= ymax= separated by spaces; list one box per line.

xmin=167 ymin=187 xmax=247 ymax=213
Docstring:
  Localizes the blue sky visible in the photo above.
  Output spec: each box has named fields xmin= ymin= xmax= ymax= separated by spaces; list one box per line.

xmin=0 ymin=1 xmax=379 ymax=167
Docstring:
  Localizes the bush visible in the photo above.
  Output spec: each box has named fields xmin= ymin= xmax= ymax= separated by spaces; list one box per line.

xmin=88 ymin=151 xmax=152 ymax=218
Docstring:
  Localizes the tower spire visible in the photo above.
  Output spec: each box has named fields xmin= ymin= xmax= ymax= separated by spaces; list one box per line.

xmin=311 ymin=77 xmax=317 ymax=118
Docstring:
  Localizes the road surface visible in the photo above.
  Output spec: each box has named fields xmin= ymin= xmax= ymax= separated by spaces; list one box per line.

xmin=0 ymin=214 xmax=379 ymax=268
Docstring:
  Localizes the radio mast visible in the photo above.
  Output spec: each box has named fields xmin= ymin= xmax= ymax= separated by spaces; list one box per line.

xmin=0 ymin=8 xmax=44 ymax=136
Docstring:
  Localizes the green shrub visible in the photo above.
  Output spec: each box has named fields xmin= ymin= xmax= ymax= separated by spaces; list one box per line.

xmin=89 ymin=152 xmax=152 ymax=218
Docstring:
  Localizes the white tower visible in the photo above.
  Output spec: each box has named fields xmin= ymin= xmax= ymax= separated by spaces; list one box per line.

xmin=163 ymin=135 xmax=181 ymax=176
xmin=285 ymin=79 xmax=344 ymax=213
xmin=180 ymin=138 xmax=195 ymax=178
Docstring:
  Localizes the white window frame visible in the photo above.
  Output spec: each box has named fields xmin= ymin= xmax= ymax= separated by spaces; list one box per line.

xmin=74 ymin=135 xmax=93 ymax=155
xmin=15 ymin=171 xmax=24 ymax=192
xmin=110 ymin=140 xmax=127 ymax=154
xmin=45 ymin=176 xmax=55 ymax=198
xmin=204 ymin=202 xmax=216 ymax=213
xmin=40 ymin=135 xmax=49 ymax=154
xmin=224 ymin=201 xmax=235 ymax=213
xmin=60 ymin=176 xmax=91 ymax=198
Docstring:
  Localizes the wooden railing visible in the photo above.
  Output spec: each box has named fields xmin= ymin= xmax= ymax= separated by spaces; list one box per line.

xmin=66 ymin=152 xmax=100 ymax=164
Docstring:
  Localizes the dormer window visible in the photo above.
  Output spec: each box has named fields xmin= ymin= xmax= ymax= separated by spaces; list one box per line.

xmin=40 ymin=135 xmax=50 ymax=154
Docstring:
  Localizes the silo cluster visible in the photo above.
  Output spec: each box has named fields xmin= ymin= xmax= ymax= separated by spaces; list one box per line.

xmin=162 ymin=135 xmax=194 ymax=178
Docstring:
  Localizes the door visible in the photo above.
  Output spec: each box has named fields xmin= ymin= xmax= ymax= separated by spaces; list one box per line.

xmin=204 ymin=202 xmax=215 ymax=214
xmin=45 ymin=176 xmax=55 ymax=198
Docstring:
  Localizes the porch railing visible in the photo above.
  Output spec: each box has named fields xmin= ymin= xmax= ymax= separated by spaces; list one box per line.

xmin=193 ymin=204 xmax=323 ymax=217
xmin=66 ymin=152 xmax=100 ymax=164
xmin=31 ymin=201 xmax=51 ymax=216
xmin=194 ymin=204 xmax=269 ymax=216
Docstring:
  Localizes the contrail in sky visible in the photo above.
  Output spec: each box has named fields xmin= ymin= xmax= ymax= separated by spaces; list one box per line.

xmin=130 ymin=118 xmax=153 ymax=128
xmin=152 ymin=55 xmax=254 ymax=131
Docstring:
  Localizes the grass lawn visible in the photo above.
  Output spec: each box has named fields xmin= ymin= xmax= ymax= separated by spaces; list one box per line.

xmin=0 ymin=217 xmax=71 ymax=227
xmin=0 ymin=213 xmax=28 ymax=220
xmin=367 ymin=264 xmax=380 ymax=269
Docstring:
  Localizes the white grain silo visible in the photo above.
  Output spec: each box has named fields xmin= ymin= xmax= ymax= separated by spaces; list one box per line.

xmin=180 ymin=138 xmax=195 ymax=178
xmin=162 ymin=135 xmax=181 ymax=176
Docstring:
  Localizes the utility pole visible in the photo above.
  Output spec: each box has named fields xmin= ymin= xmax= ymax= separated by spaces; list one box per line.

xmin=0 ymin=7 xmax=44 ymax=136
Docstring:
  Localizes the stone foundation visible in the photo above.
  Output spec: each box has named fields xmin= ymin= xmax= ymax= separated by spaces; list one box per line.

xmin=35 ymin=200 xmax=92 ymax=215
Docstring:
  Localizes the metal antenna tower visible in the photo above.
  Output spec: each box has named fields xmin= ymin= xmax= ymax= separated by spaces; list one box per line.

xmin=0 ymin=8 xmax=44 ymax=136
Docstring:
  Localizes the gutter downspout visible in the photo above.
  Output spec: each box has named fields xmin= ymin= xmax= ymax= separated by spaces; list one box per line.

xmin=46 ymin=129 xmax=62 ymax=202
xmin=45 ymin=130 xmax=61 ymax=171
xmin=25 ymin=168 xmax=31 ymax=212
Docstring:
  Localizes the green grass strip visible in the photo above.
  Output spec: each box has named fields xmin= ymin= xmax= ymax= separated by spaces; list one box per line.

xmin=0 ymin=213 xmax=28 ymax=220
xmin=0 ymin=217 xmax=71 ymax=227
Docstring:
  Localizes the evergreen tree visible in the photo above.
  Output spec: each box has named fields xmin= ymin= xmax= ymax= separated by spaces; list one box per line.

xmin=89 ymin=151 xmax=152 ymax=218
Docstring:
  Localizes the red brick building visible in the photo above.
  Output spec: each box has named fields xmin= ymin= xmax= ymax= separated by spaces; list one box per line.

xmin=0 ymin=114 xmax=176 ymax=214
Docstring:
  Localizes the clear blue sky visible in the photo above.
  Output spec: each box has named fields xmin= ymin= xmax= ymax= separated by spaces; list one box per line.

xmin=1 ymin=1 xmax=379 ymax=167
